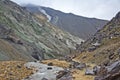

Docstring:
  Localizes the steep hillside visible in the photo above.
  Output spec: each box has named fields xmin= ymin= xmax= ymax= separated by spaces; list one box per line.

xmin=25 ymin=4 xmax=108 ymax=40
xmin=75 ymin=12 xmax=120 ymax=65
xmin=0 ymin=0 xmax=83 ymax=61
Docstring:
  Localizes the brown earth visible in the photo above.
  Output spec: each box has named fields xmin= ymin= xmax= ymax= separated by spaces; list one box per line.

xmin=0 ymin=61 xmax=34 ymax=80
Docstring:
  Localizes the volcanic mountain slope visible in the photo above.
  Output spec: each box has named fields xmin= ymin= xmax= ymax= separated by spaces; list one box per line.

xmin=25 ymin=4 xmax=108 ymax=40
xmin=75 ymin=11 xmax=120 ymax=65
xmin=0 ymin=0 xmax=84 ymax=61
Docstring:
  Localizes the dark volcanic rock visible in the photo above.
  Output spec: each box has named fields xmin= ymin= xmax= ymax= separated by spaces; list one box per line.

xmin=95 ymin=60 xmax=120 ymax=80
xmin=56 ymin=69 xmax=73 ymax=80
xmin=93 ymin=66 xmax=101 ymax=75
xmin=41 ymin=78 xmax=48 ymax=80
xmin=75 ymin=63 xmax=86 ymax=70
xmin=47 ymin=67 xmax=52 ymax=70
xmin=88 ymin=46 xmax=96 ymax=52
xmin=57 ymin=70 xmax=68 ymax=79
xmin=69 ymin=61 xmax=86 ymax=70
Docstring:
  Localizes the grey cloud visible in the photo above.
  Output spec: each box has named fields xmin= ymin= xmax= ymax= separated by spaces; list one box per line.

xmin=11 ymin=0 xmax=120 ymax=20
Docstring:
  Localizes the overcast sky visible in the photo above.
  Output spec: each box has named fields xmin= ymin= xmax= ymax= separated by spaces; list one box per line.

xmin=11 ymin=0 xmax=120 ymax=20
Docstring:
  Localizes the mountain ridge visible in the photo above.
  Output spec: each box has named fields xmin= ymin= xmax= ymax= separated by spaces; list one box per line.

xmin=0 ymin=0 xmax=83 ymax=61
xmin=25 ymin=4 xmax=108 ymax=40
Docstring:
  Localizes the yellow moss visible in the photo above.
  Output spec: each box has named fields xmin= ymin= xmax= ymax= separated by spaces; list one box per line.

xmin=42 ymin=59 xmax=70 ymax=68
xmin=72 ymin=69 xmax=95 ymax=80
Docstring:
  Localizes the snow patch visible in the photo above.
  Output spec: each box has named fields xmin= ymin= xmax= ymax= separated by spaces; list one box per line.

xmin=38 ymin=7 xmax=51 ymax=22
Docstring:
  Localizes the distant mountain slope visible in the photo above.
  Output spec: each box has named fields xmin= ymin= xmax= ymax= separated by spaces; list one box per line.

xmin=0 ymin=0 xmax=83 ymax=61
xmin=25 ymin=4 xmax=108 ymax=40
xmin=75 ymin=11 xmax=120 ymax=65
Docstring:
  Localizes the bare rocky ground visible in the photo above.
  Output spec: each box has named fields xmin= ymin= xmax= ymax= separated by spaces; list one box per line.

xmin=42 ymin=59 xmax=95 ymax=80
xmin=1 ymin=59 xmax=119 ymax=80
xmin=0 ymin=60 xmax=95 ymax=80
xmin=0 ymin=61 xmax=33 ymax=80
xmin=23 ymin=61 xmax=64 ymax=80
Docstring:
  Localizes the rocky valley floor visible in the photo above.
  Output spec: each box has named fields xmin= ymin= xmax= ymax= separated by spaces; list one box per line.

xmin=0 ymin=59 xmax=120 ymax=80
xmin=0 ymin=60 xmax=95 ymax=80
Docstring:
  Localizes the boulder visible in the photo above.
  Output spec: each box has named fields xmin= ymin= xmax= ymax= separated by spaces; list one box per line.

xmin=41 ymin=78 xmax=48 ymax=80
xmin=95 ymin=60 xmax=120 ymax=80
xmin=56 ymin=69 xmax=73 ymax=80
xmin=93 ymin=66 xmax=101 ymax=75
xmin=85 ymin=68 xmax=94 ymax=75
xmin=76 ymin=63 xmax=86 ymax=70
xmin=70 ymin=61 xmax=86 ymax=70
xmin=47 ymin=67 xmax=52 ymax=70
xmin=65 ymin=56 xmax=72 ymax=62
xmin=88 ymin=46 xmax=96 ymax=52
xmin=57 ymin=70 xmax=68 ymax=79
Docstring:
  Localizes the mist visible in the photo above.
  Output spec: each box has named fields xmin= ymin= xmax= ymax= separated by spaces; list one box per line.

xmin=11 ymin=0 xmax=120 ymax=20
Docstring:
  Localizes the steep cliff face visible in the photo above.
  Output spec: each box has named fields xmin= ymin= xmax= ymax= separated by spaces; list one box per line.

xmin=75 ymin=12 xmax=120 ymax=64
xmin=25 ymin=4 xmax=108 ymax=40
xmin=0 ymin=0 xmax=84 ymax=61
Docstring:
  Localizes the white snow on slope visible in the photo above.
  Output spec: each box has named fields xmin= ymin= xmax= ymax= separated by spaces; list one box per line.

xmin=38 ymin=7 xmax=51 ymax=22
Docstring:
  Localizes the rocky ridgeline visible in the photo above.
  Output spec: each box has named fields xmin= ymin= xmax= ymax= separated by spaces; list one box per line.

xmin=77 ymin=12 xmax=120 ymax=53
xmin=75 ymin=12 xmax=120 ymax=67
xmin=25 ymin=4 xmax=108 ymax=40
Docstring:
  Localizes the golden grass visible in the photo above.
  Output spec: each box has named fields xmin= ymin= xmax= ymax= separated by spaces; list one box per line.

xmin=42 ymin=59 xmax=70 ymax=68
xmin=72 ymin=69 xmax=95 ymax=80
xmin=0 ymin=60 xmax=96 ymax=80
xmin=0 ymin=61 xmax=34 ymax=80
xmin=42 ymin=59 xmax=95 ymax=80
xmin=34 ymin=13 xmax=47 ymax=23
xmin=71 ymin=61 xmax=95 ymax=80
xmin=74 ymin=38 xmax=120 ymax=65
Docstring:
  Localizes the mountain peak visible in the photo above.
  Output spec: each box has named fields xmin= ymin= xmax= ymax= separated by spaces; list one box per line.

xmin=115 ymin=11 xmax=120 ymax=18
xmin=0 ymin=0 xmax=13 ymax=4
xmin=115 ymin=11 xmax=120 ymax=22
xmin=25 ymin=5 xmax=108 ymax=40
xmin=110 ymin=11 xmax=120 ymax=25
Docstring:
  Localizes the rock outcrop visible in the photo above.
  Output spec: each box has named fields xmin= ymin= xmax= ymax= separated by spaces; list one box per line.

xmin=95 ymin=60 xmax=120 ymax=80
